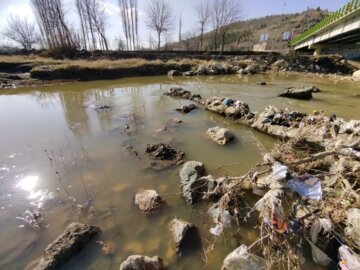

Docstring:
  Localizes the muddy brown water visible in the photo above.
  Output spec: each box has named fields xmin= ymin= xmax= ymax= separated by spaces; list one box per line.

xmin=0 ymin=74 xmax=359 ymax=270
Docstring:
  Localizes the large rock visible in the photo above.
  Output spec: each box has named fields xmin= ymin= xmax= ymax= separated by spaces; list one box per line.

xmin=119 ymin=255 xmax=164 ymax=270
xmin=169 ymin=218 xmax=201 ymax=254
xmin=245 ymin=64 xmax=258 ymax=74
xmin=179 ymin=161 xmax=205 ymax=204
xmin=135 ymin=190 xmax=165 ymax=216
xmin=28 ymin=223 xmax=100 ymax=270
xmin=279 ymin=88 xmax=313 ymax=100
xmin=206 ymin=126 xmax=235 ymax=145
xmin=272 ymin=59 xmax=289 ymax=70
xmin=353 ymin=70 xmax=360 ymax=79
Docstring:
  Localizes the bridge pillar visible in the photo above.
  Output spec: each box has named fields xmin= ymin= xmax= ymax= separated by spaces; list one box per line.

xmin=309 ymin=43 xmax=360 ymax=59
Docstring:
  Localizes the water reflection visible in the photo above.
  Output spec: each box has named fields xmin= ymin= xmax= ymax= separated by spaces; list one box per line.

xmin=31 ymin=91 xmax=59 ymax=108
xmin=15 ymin=175 xmax=38 ymax=192
xmin=59 ymin=91 xmax=92 ymax=138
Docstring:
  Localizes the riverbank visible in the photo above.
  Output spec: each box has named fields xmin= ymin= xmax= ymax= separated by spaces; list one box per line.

xmin=0 ymin=52 xmax=358 ymax=89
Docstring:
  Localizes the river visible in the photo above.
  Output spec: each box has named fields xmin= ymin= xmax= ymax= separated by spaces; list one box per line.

xmin=0 ymin=74 xmax=358 ymax=269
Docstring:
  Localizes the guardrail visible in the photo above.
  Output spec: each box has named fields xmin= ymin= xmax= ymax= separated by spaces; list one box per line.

xmin=290 ymin=0 xmax=360 ymax=46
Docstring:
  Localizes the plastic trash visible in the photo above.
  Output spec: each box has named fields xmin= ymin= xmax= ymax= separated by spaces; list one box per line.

xmin=287 ymin=174 xmax=322 ymax=200
xmin=223 ymin=98 xmax=234 ymax=106
xmin=339 ymin=245 xmax=360 ymax=270
xmin=345 ymin=208 xmax=360 ymax=246
xmin=272 ymin=163 xmax=288 ymax=181
xmin=222 ymin=244 xmax=266 ymax=270
xmin=307 ymin=239 xmax=331 ymax=266
xmin=210 ymin=223 xmax=224 ymax=236
xmin=310 ymin=218 xmax=333 ymax=243
xmin=209 ymin=206 xmax=231 ymax=236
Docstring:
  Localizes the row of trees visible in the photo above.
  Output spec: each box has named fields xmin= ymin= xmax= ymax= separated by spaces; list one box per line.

xmin=2 ymin=0 xmax=242 ymax=52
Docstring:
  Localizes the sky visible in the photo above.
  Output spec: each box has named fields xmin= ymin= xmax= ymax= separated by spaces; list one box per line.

xmin=0 ymin=0 xmax=351 ymax=48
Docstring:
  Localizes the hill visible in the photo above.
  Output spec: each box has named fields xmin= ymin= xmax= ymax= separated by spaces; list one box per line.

xmin=174 ymin=8 xmax=328 ymax=52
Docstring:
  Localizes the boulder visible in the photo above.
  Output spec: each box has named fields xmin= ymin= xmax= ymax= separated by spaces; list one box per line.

xmin=279 ymin=88 xmax=313 ymax=100
xmin=272 ymin=59 xmax=289 ymax=70
xmin=196 ymin=65 xmax=207 ymax=75
xmin=353 ymin=70 xmax=360 ymax=79
xmin=214 ymin=62 xmax=224 ymax=71
xmin=119 ymin=255 xmax=164 ymax=270
xmin=28 ymin=223 xmax=100 ymax=270
xmin=167 ymin=70 xmax=182 ymax=77
xmin=169 ymin=218 xmax=201 ymax=254
xmin=245 ymin=64 xmax=258 ymax=74
xmin=206 ymin=126 xmax=235 ymax=145
xmin=179 ymin=161 xmax=205 ymax=204
xmin=135 ymin=190 xmax=165 ymax=216
xmin=175 ymin=104 xmax=198 ymax=114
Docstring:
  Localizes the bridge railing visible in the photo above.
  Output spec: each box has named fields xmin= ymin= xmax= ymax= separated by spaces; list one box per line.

xmin=290 ymin=0 xmax=360 ymax=46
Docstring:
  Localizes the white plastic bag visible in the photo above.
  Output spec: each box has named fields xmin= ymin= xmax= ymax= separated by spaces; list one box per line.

xmin=339 ymin=245 xmax=360 ymax=270
xmin=287 ymin=175 xmax=322 ymax=200
xmin=222 ymin=245 xmax=266 ymax=270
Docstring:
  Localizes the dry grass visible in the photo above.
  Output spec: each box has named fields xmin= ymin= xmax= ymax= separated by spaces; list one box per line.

xmin=0 ymin=55 xmax=207 ymax=71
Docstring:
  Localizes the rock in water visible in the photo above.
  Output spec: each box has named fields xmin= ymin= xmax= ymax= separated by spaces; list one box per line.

xmin=206 ymin=126 xmax=235 ymax=145
xmin=279 ymin=88 xmax=313 ymax=100
xmin=169 ymin=218 xmax=201 ymax=254
xmin=119 ymin=255 xmax=164 ymax=270
xmin=28 ymin=223 xmax=100 ymax=270
xmin=145 ymin=143 xmax=184 ymax=161
xmin=175 ymin=104 xmax=198 ymax=114
xmin=179 ymin=161 xmax=205 ymax=204
xmin=135 ymin=190 xmax=165 ymax=216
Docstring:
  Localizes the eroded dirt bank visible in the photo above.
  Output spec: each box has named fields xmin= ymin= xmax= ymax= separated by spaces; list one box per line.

xmin=0 ymin=52 xmax=358 ymax=89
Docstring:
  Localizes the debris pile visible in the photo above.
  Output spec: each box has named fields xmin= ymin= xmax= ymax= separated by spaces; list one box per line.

xmin=163 ymin=87 xmax=360 ymax=269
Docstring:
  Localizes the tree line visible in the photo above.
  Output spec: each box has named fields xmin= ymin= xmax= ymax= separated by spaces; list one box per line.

xmin=2 ymin=0 xmax=243 ymax=52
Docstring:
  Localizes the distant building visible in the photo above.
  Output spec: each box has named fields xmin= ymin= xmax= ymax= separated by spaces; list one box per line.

xmin=283 ymin=31 xmax=291 ymax=41
xmin=259 ymin=33 xmax=269 ymax=42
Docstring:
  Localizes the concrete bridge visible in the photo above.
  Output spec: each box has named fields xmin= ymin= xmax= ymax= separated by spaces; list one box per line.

xmin=290 ymin=0 xmax=360 ymax=59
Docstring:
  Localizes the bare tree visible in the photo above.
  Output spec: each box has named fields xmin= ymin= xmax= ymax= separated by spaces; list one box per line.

xmin=2 ymin=16 xmax=39 ymax=50
xmin=31 ymin=0 xmax=74 ymax=49
xmin=178 ymin=15 xmax=182 ymax=43
xmin=76 ymin=0 xmax=109 ymax=51
xmin=212 ymin=0 xmax=242 ymax=52
xmin=88 ymin=0 xmax=109 ymax=50
xmin=118 ymin=0 xmax=139 ymax=50
xmin=146 ymin=0 xmax=174 ymax=50
xmin=195 ymin=0 xmax=211 ymax=51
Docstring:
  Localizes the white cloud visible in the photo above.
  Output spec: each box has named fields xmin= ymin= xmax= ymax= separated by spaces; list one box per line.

xmin=102 ymin=2 xmax=121 ymax=16
xmin=7 ymin=4 xmax=35 ymax=21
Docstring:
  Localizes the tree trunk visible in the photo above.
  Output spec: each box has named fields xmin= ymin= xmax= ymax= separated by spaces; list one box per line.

xmin=200 ymin=24 xmax=204 ymax=51
xmin=221 ymin=32 xmax=225 ymax=52
xmin=213 ymin=28 xmax=218 ymax=52
xmin=157 ymin=31 xmax=161 ymax=50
